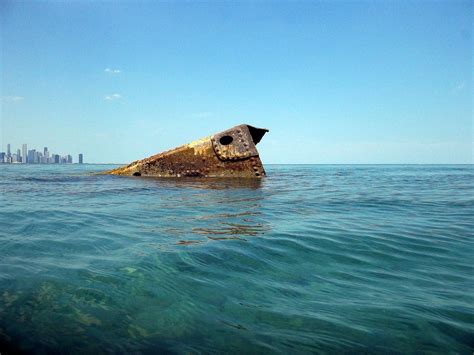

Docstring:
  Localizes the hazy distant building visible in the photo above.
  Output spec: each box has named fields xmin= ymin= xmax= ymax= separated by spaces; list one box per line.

xmin=22 ymin=144 xmax=27 ymax=163
xmin=28 ymin=150 xmax=36 ymax=164
xmin=78 ymin=153 xmax=83 ymax=164
xmin=1 ymin=144 xmax=76 ymax=164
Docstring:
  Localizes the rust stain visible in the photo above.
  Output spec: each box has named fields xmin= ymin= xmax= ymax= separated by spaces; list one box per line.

xmin=104 ymin=124 xmax=268 ymax=178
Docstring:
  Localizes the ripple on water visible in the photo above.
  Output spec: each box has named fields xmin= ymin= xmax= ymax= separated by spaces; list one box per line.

xmin=0 ymin=164 xmax=473 ymax=353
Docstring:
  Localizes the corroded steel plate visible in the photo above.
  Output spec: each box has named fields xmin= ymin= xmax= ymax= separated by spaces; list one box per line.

xmin=105 ymin=124 xmax=269 ymax=178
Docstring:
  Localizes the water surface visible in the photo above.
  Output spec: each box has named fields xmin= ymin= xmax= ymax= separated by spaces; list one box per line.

xmin=0 ymin=164 xmax=473 ymax=353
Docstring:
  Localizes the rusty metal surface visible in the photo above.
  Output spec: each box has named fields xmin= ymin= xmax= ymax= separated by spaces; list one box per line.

xmin=105 ymin=124 xmax=269 ymax=178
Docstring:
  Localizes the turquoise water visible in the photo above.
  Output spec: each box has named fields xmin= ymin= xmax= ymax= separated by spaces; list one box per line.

xmin=0 ymin=164 xmax=473 ymax=353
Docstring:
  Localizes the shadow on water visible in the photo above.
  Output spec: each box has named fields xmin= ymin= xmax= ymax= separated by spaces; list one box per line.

xmin=124 ymin=175 xmax=264 ymax=190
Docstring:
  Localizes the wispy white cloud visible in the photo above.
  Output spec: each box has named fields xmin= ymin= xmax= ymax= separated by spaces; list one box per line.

xmin=193 ymin=111 xmax=213 ymax=118
xmin=0 ymin=95 xmax=24 ymax=102
xmin=452 ymin=81 xmax=466 ymax=94
xmin=104 ymin=93 xmax=122 ymax=101
xmin=104 ymin=68 xmax=121 ymax=75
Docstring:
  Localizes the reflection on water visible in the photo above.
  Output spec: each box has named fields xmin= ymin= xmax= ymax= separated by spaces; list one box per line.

xmin=192 ymin=222 xmax=269 ymax=237
xmin=129 ymin=175 xmax=271 ymax=247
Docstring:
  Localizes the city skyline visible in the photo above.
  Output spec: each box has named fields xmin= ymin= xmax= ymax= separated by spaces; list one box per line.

xmin=0 ymin=142 xmax=83 ymax=164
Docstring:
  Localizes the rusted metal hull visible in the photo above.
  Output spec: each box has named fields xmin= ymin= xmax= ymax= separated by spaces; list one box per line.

xmin=105 ymin=124 xmax=268 ymax=178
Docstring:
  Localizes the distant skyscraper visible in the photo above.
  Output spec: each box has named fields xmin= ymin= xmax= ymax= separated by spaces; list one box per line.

xmin=54 ymin=154 xmax=60 ymax=164
xmin=22 ymin=144 xmax=27 ymax=163
xmin=39 ymin=152 xmax=47 ymax=164
xmin=28 ymin=149 xmax=36 ymax=164
xmin=7 ymin=144 xmax=11 ymax=158
xmin=79 ymin=153 xmax=83 ymax=164
xmin=67 ymin=155 xmax=72 ymax=164
xmin=17 ymin=149 xmax=21 ymax=162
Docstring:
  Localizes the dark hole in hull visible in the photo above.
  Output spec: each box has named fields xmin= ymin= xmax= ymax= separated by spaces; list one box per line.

xmin=219 ymin=135 xmax=233 ymax=145
xmin=133 ymin=172 xmax=141 ymax=176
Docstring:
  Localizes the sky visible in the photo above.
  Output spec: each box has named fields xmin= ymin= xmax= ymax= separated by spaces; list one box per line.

xmin=0 ymin=0 xmax=472 ymax=164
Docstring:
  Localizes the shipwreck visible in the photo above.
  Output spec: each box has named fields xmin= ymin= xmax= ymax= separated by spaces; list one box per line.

xmin=105 ymin=124 xmax=268 ymax=178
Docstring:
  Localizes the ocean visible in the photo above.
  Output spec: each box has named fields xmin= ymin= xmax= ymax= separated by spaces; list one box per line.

xmin=0 ymin=164 xmax=473 ymax=353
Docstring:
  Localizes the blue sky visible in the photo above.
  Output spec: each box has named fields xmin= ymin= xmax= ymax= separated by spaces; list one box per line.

xmin=1 ymin=1 xmax=471 ymax=163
